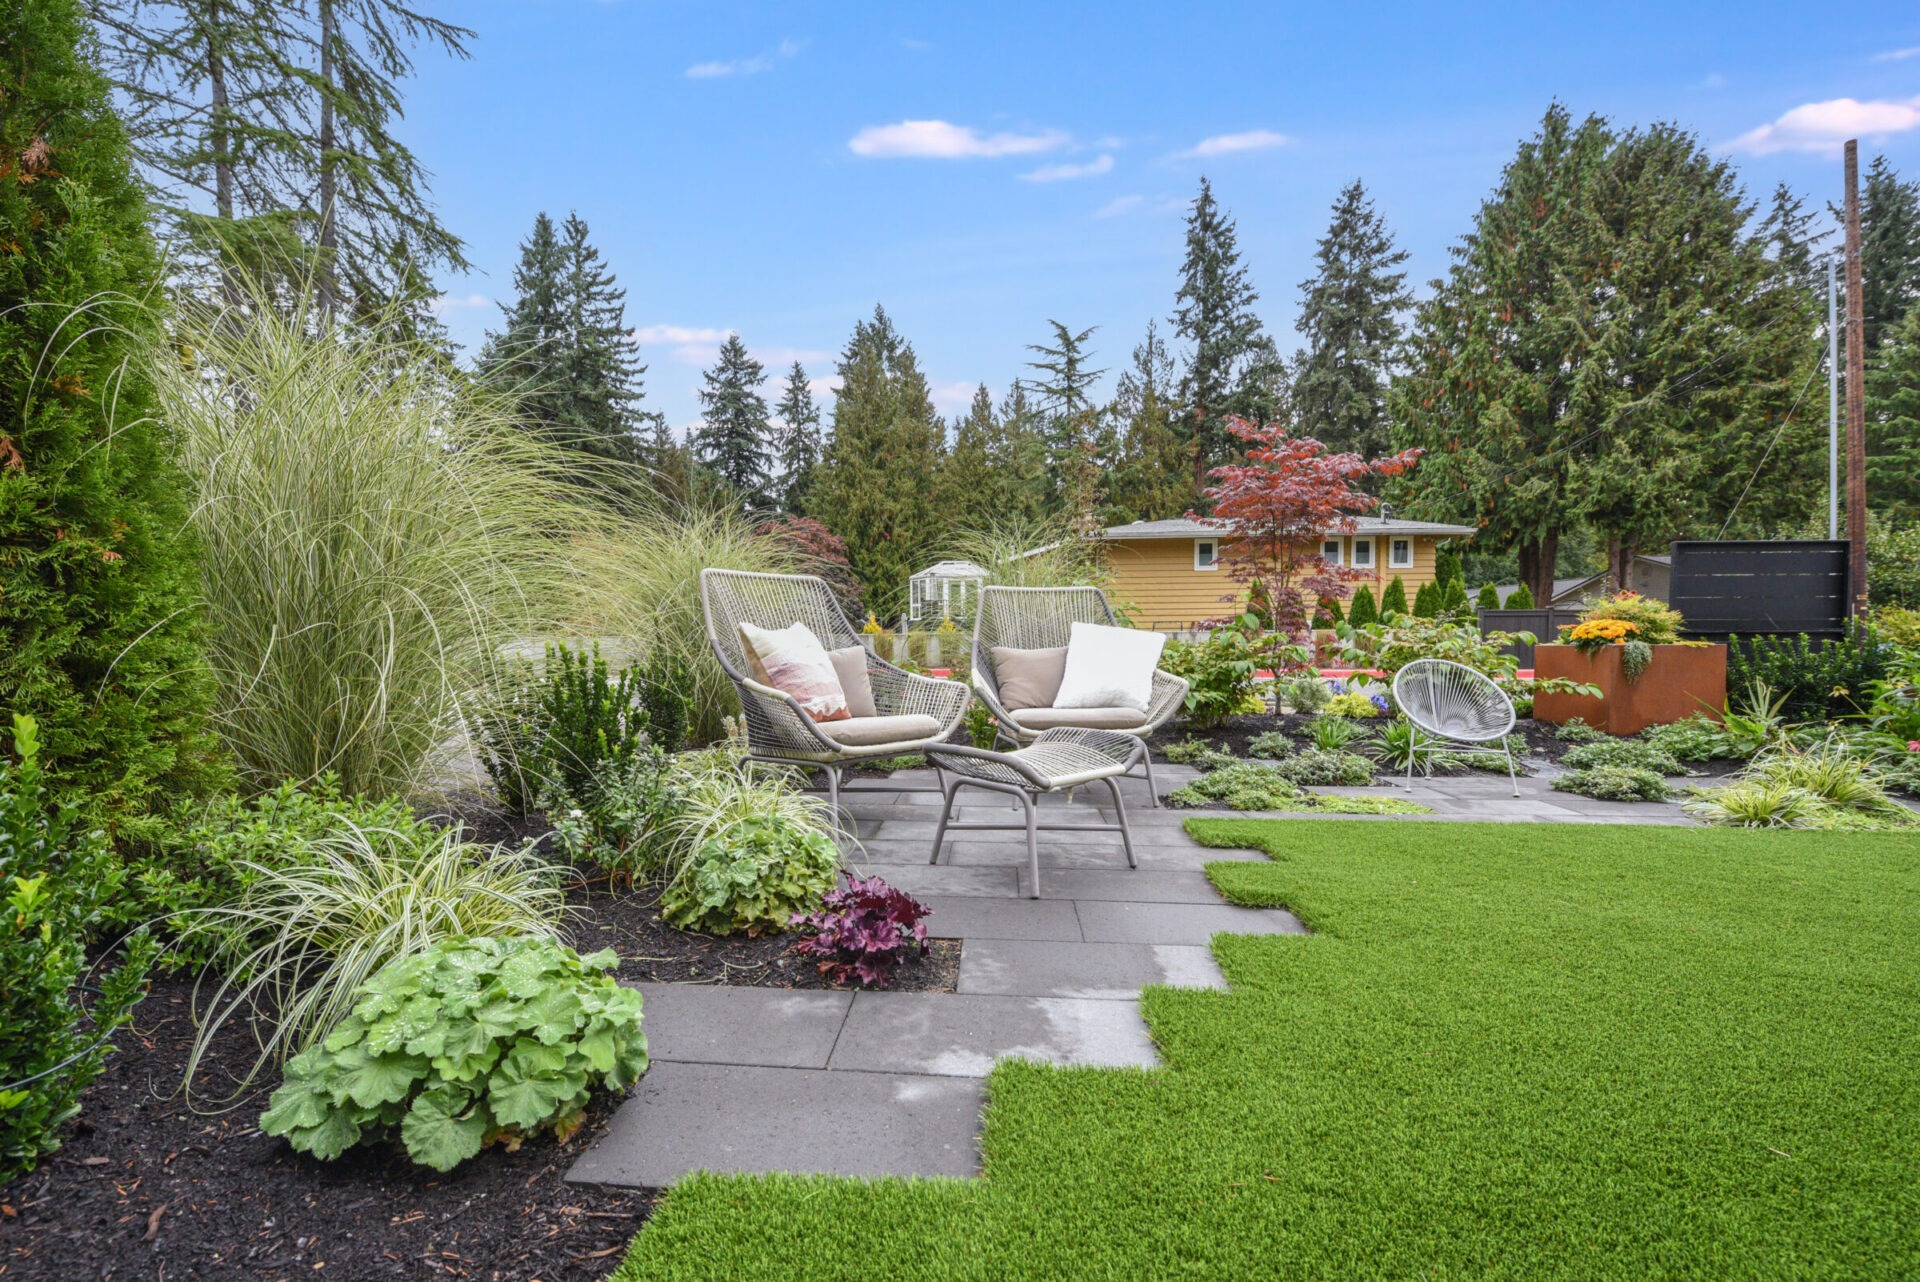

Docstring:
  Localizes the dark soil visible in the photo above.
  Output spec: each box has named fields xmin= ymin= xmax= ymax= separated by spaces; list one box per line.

xmin=2 ymin=797 xmax=958 ymax=1280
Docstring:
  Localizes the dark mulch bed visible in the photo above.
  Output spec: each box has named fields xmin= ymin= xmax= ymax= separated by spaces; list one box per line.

xmin=1 ymin=970 xmax=654 ymax=1282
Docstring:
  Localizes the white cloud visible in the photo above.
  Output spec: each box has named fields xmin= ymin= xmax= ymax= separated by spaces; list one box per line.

xmin=848 ymin=119 xmax=1068 ymax=159
xmin=1095 ymin=194 xmax=1145 ymax=218
xmin=809 ymin=376 xmax=843 ymax=402
xmin=429 ymin=293 xmax=489 ymax=315
xmin=928 ymin=380 xmax=977 ymax=411
xmin=633 ymin=323 xmax=731 ymax=366
xmin=1021 ymin=154 xmax=1113 ymax=182
xmin=685 ymin=38 xmax=802 ymax=79
xmin=1727 ymin=95 xmax=1920 ymax=154
xmin=1873 ymin=46 xmax=1920 ymax=62
xmin=1700 ymin=71 xmax=1729 ymax=90
xmin=753 ymin=345 xmax=835 ymax=368
xmin=1179 ymin=129 xmax=1291 ymax=158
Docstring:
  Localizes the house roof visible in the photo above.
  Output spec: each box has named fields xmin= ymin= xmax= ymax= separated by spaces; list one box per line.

xmin=1098 ymin=515 xmax=1478 ymax=541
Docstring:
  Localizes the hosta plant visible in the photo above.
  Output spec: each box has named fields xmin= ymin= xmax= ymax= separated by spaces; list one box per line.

xmin=261 ymin=936 xmax=646 ymax=1172
xmin=790 ymin=876 xmax=931 ymax=988
xmin=660 ymin=817 xmax=841 ymax=935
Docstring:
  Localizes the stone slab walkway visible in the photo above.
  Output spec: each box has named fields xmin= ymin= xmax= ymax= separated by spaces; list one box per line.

xmin=568 ymin=759 xmax=1693 ymax=1190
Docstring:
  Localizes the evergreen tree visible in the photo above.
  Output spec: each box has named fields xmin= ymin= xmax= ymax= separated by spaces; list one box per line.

xmin=1434 ymin=547 xmax=1463 ymax=588
xmin=1441 ymin=577 xmax=1470 ymax=618
xmin=939 ymin=384 xmax=1027 ymax=534
xmin=1866 ymin=304 xmax=1920 ymax=521
xmin=1477 ymin=582 xmax=1501 ymax=610
xmin=1411 ymin=581 xmax=1441 ymax=617
xmin=1 ymin=0 xmax=217 ymax=818
xmin=1505 ymin=582 xmax=1535 ymax=609
xmin=1322 ymin=595 xmax=1344 ymax=625
xmin=1291 ymin=180 xmax=1412 ymax=459
xmin=692 ymin=334 xmax=771 ymax=509
xmin=1104 ymin=320 xmax=1192 ymax=522
xmin=773 ymin=361 xmax=821 ymax=514
xmin=1757 ymin=180 xmax=1831 ymax=301
xmin=1859 ymin=156 xmax=1920 ymax=354
xmin=994 ymin=383 xmax=1053 ymax=524
xmin=1347 ymin=586 xmax=1379 ymax=629
xmin=480 ymin=211 xmax=647 ymax=466
xmin=1380 ymin=576 xmax=1409 ymax=617
xmin=810 ymin=307 xmax=945 ymax=615
xmin=1171 ymin=178 xmax=1281 ymax=488
xmin=644 ymin=417 xmax=696 ymax=507
xmin=1024 ymin=321 xmax=1107 ymax=523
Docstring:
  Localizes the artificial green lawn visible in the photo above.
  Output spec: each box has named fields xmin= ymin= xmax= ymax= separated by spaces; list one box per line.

xmin=613 ymin=820 xmax=1920 ymax=1280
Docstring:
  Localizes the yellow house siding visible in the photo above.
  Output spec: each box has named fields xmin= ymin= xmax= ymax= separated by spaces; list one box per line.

xmin=1104 ymin=534 xmax=1454 ymax=631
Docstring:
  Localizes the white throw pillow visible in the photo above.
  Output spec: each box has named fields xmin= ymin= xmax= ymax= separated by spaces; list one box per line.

xmin=1053 ymin=621 xmax=1166 ymax=714
xmin=737 ymin=621 xmax=850 ymax=722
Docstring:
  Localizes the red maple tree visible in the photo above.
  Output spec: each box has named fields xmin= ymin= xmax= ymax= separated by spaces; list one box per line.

xmin=1195 ymin=418 xmax=1421 ymax=642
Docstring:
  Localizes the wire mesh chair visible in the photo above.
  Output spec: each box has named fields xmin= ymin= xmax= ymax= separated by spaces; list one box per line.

xmin=700 ymin=569 xmax=970 ymax=811
xmin=970 ymin=585 xmax=1189 ymax=805
xmin=1391 ymin=658 xmax=1521 ymax=796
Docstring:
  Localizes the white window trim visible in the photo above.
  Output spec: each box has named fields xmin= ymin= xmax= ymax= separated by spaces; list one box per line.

xmin=1351 ymin=538 xmax=1375 ymax=569
xmin=1193 ymin=538 xmax=1219 ymax=572
xmin=1321 ymin=538 xmax=1344 ymax=566
xmin=1389 ymin=538 xmax=1414 ymax=569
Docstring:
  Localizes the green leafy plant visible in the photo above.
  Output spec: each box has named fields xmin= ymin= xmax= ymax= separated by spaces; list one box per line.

xmin=178 ymin=823 xmax=567 ymax=1101
xmin=1247 ymin=731 xmax=1294 ymax=759
xmin=1381 ymin=577 xmax=1410 ymax=618
xmin=1725 ymin=620 xmax=1889 ymax=722
xmin=1162 ymin=738 xmax=1237 ymax=769
xmin=1348 ymin=586 xmax=1379 ymax=629
xmin=637 ymin=657 xmax=692 ymax=753
xmin=482 ymin=643 xmax=652 ymax=816
xmin=1366 ymin=718 xmax=1433 ymax=772
xmin=1308 ymin=715 xmax=1367 ymax=752
xmin=1552 ymin=765 xmax=1673 ymax=802
xmin=661 ymin=817 xmax=841 ymax=935
xmin=547 ymin=747 xmax=690 ymax=883
xmin=1324 ymin=692 xmax=1384 ymax=720
xmin=1719 ymin=678 xmax=1793 ymax=756
xmin=1641 ymin=714 xmax=1747 ymax=762
xmin=261 ymin=936 xmax=646 ymax=1172
xmin=1556 ymin=718 xmax=1607 ymax=744
xmin=1279 ymin=674 xmax=1332 ymax=714
xmin=1168 ymin=761 xmax=1424 ymax=813
xmin=1682 ymin=777 xmax=1825 ymax=828
xmin=1271 ymin=748 xmax=1376 ymax=787
xmin=1476 ymin=583 xmax=1501 ymax=610
xmin=1505 ymin=582 xmax=1536 ymax=609
xmin=1161 ymin=627 xmax=1259 ymax=730
xmin=1 ymin=715 xmax=158 ymax=1183
xmin=1560 ymin=739 xmax=1686 ymax=777
xmin=964 ymin=700 xmax=999 ymax=750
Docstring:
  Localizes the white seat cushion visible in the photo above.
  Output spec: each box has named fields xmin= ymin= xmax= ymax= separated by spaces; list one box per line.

xmin=1009 ymin=705 xmax=1150 ymax=731
xmin=814 ymin=713 xmax=945 ymax=747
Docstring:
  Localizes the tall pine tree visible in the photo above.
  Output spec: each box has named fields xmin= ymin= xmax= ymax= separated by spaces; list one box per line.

xmin=1023 ymin=321 xmax=1107 ymax=525
xmin=1291 ymin=179 xmax=1412 ymax=460
xmin=1171 ymin=177 xmax=1281 ymax=490
xmin=2 ymin=0 xmax=217 ymax=818
xmin=772 ymin=362 xmax=821 ymax=514
xmin=810 ymin=307 xmax=945 ymax=616
xmin=1859 ymin=156 xmax=1920 ymax=355
xmin=1105 ymin=319 xmax=1192 ymax=522
xmin=480 ymin=211 xmax=648 ymax=466
xmin=1867 ymin=304 xmax=1920 ymax=521
xmin=1757 ymin=181 xmax=1831 ymax=302
xmin=693 ymin=333 xmax=772 ymax=510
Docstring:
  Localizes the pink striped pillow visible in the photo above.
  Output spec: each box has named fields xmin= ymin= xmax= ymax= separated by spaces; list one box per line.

xmin=737 ymin=622 xmax=851 ymax=723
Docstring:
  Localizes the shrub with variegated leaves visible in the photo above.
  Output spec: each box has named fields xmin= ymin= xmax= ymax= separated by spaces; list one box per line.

xmin=261 ymin=936 xmax=646 ymax=1172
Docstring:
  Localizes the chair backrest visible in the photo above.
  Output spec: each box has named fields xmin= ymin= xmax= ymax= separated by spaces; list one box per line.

xmin=1392 ymin=658 xmax=1516 ymax=741
xmin=972 ymin=585 xmax=1117 ymax=695
xmin=700 ymin=569 xmax=861 ymax=681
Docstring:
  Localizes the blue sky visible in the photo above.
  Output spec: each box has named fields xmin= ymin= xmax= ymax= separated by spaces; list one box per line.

xmin=404 ymin=1 xmax=1920 ymax=432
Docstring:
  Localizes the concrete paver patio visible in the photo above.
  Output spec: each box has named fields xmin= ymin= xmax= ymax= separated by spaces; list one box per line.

xmin=567 ymin=760 xmax=1694 ymax=1190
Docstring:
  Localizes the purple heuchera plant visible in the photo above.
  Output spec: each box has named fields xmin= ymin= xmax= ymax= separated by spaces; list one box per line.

xmin=790 ymin=875 xmax=931 ymax=989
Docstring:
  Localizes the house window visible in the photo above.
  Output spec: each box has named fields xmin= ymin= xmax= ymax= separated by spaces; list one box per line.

xmin=1389 ymin=538 xmax=1413 ymax=569
xmin=1194 ymin=539 xmax=1218 ymax=572
xmin=1352 ymin=538 xmax=1375 ymax=569
xmin=1321 ymin=539 xmax=1343 ymax=566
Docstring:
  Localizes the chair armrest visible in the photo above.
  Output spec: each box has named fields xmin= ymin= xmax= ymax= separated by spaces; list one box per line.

xmin=871 ymin=667 xmax=970 ymax=730
xmin=732 ymin=675 xmax=839 ymax=753
xmin=1139 ymin=669 xmax=1190 ymax=735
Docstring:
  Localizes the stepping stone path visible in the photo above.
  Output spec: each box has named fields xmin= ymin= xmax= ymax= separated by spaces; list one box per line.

xmin=568 ymin=762 xmax=1693 ymax=1190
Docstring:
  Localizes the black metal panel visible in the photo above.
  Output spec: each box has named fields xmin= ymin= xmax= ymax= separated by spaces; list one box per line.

xmin=1477 ymin=607 xmax=1583 ymax=668
xmin=1668 ymin=540 xmax=1850 ymax=639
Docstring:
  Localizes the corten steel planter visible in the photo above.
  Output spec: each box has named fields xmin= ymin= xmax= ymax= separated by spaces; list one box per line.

xmin=1532 ymin=643 xmax=1728 ymax=736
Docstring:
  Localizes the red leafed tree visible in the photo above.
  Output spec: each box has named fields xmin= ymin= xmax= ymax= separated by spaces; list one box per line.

xmin=1197 ymin=418 xmax=1421 ymax=640
xmin=755 ymin=515 xmax=866 ymax=616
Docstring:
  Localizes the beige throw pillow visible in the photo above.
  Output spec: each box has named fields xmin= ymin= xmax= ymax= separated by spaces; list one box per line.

xmin=738 ymin=621 xmax=850 ymax=723
xmin=991 ymin=645 xmax=1068 ymax=711
xmin=828 ymin=646 xmax=878 ymax=719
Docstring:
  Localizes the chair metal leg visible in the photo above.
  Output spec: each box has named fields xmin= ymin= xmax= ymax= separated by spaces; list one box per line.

xmin=826 ymin=764 xmax=840 ymax=816
xmin=1024 ymin=793 xmax=1041 ymax=899
xmin=1502 ymin=737 xmax=1521 ymax=798
xmin=1140 ymin=750 xmax=1161 ymax=808
xmin=929 ymin=776 xmax=961 ymax=865
xmin=1404 ymin=730 xmax=1417 ymax=792
xmin=1104 ymin=776 xmax=1137 ymax=869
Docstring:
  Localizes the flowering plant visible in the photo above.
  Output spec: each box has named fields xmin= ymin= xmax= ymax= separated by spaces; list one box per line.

xmin=790 ymin=876 xmax=931 ymax=989
xmin=1564 ymin=592 xmax=1685 ymax=646
xmin=1565 ymin=618 xmax=1640 ymax=653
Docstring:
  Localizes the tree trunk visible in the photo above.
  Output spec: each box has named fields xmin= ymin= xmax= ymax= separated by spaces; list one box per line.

xmin=205 ymin=2 xmax=239 ymax=311
xmin=316 ymin=0 xmax=338 ymax=317
xmin=1607 ymin=537 xmax=1637 ymax=597
xmin=1518 ymin=533 xmax=1559 ymax=606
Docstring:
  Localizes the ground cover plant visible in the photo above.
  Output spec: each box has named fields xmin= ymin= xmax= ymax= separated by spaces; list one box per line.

xmin=261 ymin=936 xmax=647 ymax=1172
xmin=614 ymin=820 xmax=1920 ymax=1279
xmin=1165 ymin=761 xmax=1423 ymax=812
xmin=790 ymin=875 xmax=932 ymax=988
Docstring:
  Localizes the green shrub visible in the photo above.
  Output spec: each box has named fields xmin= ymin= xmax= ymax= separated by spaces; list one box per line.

xmin=1440 ymin=577 xmax=1471 ymax=618
xmin=1435 ymin=548 xmax=1463 ymax=588
xmin=1308 ymin=714 xmax=1368 ymax=752
xmin=1477 ymin=583 xmax=1501 ymax=610
xmin=480 ymin=643 xmax=653 ymax=816
xmin=1366 ymin=719 xmax=1433 ymax=772
xmin=1280 ymin=674 xmax=1332 ymax=714
xmin=1412 ymin=582 xmax=1441 ymax=617
xmin=1247 ymin=731 xmax=1294 ymax=759
xmin=1161 ymin=629 xmax=1259 ymax=730
xmin=964 ymin=701 xmax=999 ymax=750
xmin=1727 ymin=621 xmax=1890 ymax=722
xmin=0 ymin=714 xmax=157 ymax=1183
xmin=1324 ymin=692 xmax=1383 ymax=720
xmin=1552 ymin=765 xmax=1673 ymax=802
xmin=1555 ymin=718 xmax=1606 ymax=744
xmin=1505 ymin=583 xmax=1536 ymax=609
xmin=178 ymin=823 xmax=567 ymax=1100
xmin=1272 ymin=749 xmax=1376 ymax=787
xmin=1380 ymin=577 xmax=1409 ymax=618
xmin=261 ymin=936 xmax=646 ymax=1172
xmin=113 ymin=776 xmax=439 ymax=952
xmin=1560 ymin=739 xmax=1686 ymax=777
xmin=0 ymin=0 xmax=218 ymax=825
xmin=1163 ymin=738 xmax=1236 ymax=769
xmin=661 ymin=817 xmax=841 ymax=935
xmin=547 ymin=747 xmax=689 ymax=882
xmin=1320 ymin=596 xmax=1344 ymax=626
xmin=637 ymin=657 xmax=691 ymax=753
xmin=1866 ymin=517 xmax=1920 ymax=609
xmin=1682 ymin=777 xmax=1824 ymax=828
xmin=1348 ymin=586 xmax=1379 ymax=629
xmin=1642 ymin=714 xmax=1746 ymax=762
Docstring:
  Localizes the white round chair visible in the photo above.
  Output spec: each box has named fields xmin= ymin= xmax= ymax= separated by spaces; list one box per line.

xmin=1390 ymin=659 xmax=1520 ymax=797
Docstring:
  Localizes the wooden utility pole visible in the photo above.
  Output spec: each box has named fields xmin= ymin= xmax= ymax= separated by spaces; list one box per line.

xmin=1844 ymin=140 xmax=1868 ymax=617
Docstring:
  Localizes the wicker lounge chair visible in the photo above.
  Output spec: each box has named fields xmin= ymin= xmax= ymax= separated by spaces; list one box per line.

xmin=699 ymin=569 xmax=970 ymax=811
xmin=970 ymin=585 xmax=1188 ymax=805
xmin=1391 ymin=658 xmax=1521 ymax=796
